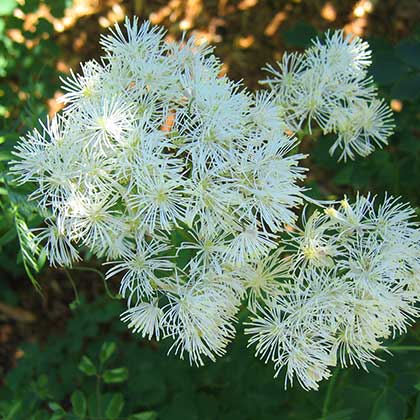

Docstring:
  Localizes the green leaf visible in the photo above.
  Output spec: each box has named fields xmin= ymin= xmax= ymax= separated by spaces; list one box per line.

xmin=0 ymin=0 xmax=17 ymax=15
xmin=0 ymin=228 xmax=16 ymax=248
xmin=14 ymin=212 xmax=41 ymax=289
xmin=338 ymin=383 xmax=378 ymax=419
xmin=48 ymin=402 xmax=64 ymax=413
xmin=69 ymin=300 xmax=81 ymax=311
xmin=105 ymin=393 xmax=124 ymax=420
xmin=283 ymin=21 xmax=318 ymax=48
xmin=390 ymin=74 xmax=420 ymax=101
xmin=397 ymin=39 xmax=420 ymax=69
xmin=320 ymin=409 xmax=353 ymax=420
xmin=4 ymin=401 xmax=22 ymax=420
xmin=37 ymin=373 xmax=48 ymax=387
xmin=0 ymin=150 xmax=13 ymax=161
xmin=414 ymin=393 xmax=420 ymax=420
xmin=36 ymin=18 xmax=54 ymax=35
xmin=394 ymin=372 xmax=419 ymax=397
xmin=100 ymin=342 xmax=116 ymax=365
xmin=37 ymin=247 xmax=47 ymax=272
xmin=50 ymin=413 xmax=66 ymax=420
xmin=20 ymin=0 xmax=40 ymax=14
xmin=103 ymin=367 xmax=128 ymax=384
xmin=129 ymin=412 xmax=158 ymax=420
xmin=370 ymin=52 xmax=408 ymax=85
xmin=78 ymin=356 xmax=97 ymax=376
xmin=333 ymin=166 xmax=354 ymax=185
xmin=87 ymin=393 xmax=99 ymax=418
xmin=71 ymin=390 xmax=87 ymax=419
xmin=370 ymin=388 xmax=406 ymax=420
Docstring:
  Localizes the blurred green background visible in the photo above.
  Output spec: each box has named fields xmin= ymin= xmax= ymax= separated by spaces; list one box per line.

xmin=0 ymin=0 xmax=420 ymax=419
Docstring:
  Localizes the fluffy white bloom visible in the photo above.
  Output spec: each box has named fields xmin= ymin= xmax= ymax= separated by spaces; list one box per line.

xmin=33 ymin=218 xmax=80 ymax=267
xmin=178 ymin=223 xmax=228 ymax=273
xmin=10 ymin=17 xmax=305 ymax=367
xmin=240 ymin=248 xmax=290 ymax=311
xmin=246 ymin=195 xmax=420 ymax=390
xmin=10 ymin=18 xmax=420 ymax=390
xmin=59 ymin=60 xmax=107 ymax=111
xmin=120 ymin=299 xmax=164 ymax=340
xmin=106 ymin=237 xmax=174 ymax=305
xmin=162 ymin=279 xmax=238 ymax=366
xmin=261 ymin=30 xmax=394 ymax=161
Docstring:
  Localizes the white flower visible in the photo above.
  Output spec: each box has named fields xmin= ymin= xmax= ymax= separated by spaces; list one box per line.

xmin=65 ymin=192 xmax=124 ymax=250
xmin=34 ymin=218 xmax=80 ymax=267
xmin=162 ymin=280 xmax=238 ymax=366
xmin=246 ymin=195 xmax=420 ymax=389
xmin=59 ymin=60 xmax=105 ymax=110
xmin=126 ymin=166 xmax=186 ymax=232
xmin=82 ymin=96 xmax=134 ymax=152
xmin=223 ymin=224 xmax=277 ymax=266
xmin=262 ymin=30 xmax=394 ymax=160
xmin=328 ymin=99 xmax=394 ymax=161
xmin=178 ymin=223 xmax=229 ymax=272
xmin=289 ymin=210 xmax=336 ymax=272
xmin=121 ymin=299 xmax=164 ymax=340
xmin=246 ymin=301 xmax=287 ymax=363
xmin=100 ymin=17 xmax=166 ymax=61
xmin=308 ymin=30 xmax=371 ymax=77
xmin=11 ymin=116 xmax=66 ymax=186
xmin=240 ymin=248 xmax=290 ymax=310
xmin=106 ymin=238 xmax=174 ymax=304
xmin=261 ymin=51 xmax=306 ymax=93
xmin=183 ymin=168 xmax=241 ymax=229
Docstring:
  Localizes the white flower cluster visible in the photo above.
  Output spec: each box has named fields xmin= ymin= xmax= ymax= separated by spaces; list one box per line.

xmin=262 ymin=30 xmax=395 ymax=161
xmin=10 ymin=18 xmax=305 ymax=365
xmin=10 ymin=18 xmax=420 ymax=390
xmin=246 ymin=195 xmax=420 ymax=389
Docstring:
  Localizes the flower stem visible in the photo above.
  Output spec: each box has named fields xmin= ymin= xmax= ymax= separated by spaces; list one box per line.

xmin=322 ymin=367 xmax=340 ymax=419
xmin=385 ymin=345 xmax=420 ymax=352
xmin=96 ymin=373 xmax=101 ymax=417
xmin=63 ymin=268 xmax=80 ymax=306
xmin=68 ymin=266 xmax=121 ymax=299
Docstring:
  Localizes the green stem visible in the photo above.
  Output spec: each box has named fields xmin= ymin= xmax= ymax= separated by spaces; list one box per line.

xmin=384 ymin=345 xmax=420 ymax=352
xmin=96 ymin=373 xmax=101 ymax=417
xmin=69 ymin=266 xmax=121 ymax=299
xmin=322 ymin=368 xmax=340 ymax=419
xmin=23 ymin=258 xmax=42 ymax=295
xmin=63 ymin=268 xmax=80 ymax=306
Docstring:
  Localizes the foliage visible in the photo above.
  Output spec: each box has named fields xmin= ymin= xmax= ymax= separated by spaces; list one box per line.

xmin=2 ymin=297 xmax=420 ymax=419
xmin=0 ymin=0 xmax=69 ymax=279
xmin=0 ymin=0 xmax=69 ymax=128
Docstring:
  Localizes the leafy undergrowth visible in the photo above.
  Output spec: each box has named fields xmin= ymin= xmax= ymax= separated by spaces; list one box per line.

xmin=2 ymin=296 xmax=420 ymax=420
